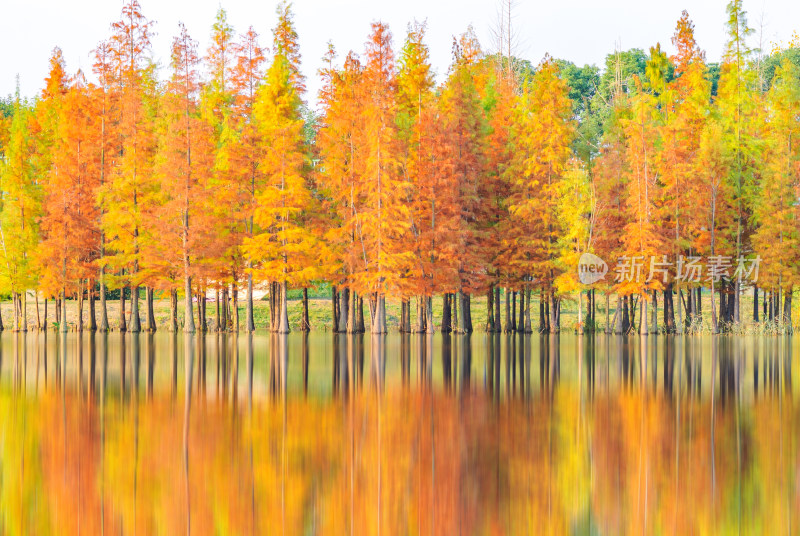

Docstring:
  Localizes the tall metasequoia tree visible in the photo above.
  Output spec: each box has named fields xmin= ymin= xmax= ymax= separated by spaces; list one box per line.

xmin=39 ymin=71 xmax=102 ymax=333
xmin=504 ymin=57 xmax=575 ymax=333
xmin=752 ymin=57 xmax=800 ymax=327
xmin=100 ymin=0 xmax=156 ymax=332
xmin=317 ymin=47 xmax=367 ymax=333
xmin=438 ymin=28 xmax=488 ymax=333
xmin=592 ymin=53 xmax=631 ymax=334
xmin=32 ymin=49 xmax=70 ymax=331
xmin=658 ymin=11 xmax=711 ymax=332
xmin=244 ymin=5 xmax=321 ymax=334
xmin=715 ymin=0 xmax=760 ymax=326
xmin=0 ymin=87 xmax=41 ymax=332
xmin=619 ymin=76 xmax=663 ymax=334
xmin=554 ymin=159 xmax=594 ymax=333
xmin=92 ymin=40 xmax=118 ymax=332
xmin=396 ymin=21 xmax=440 ymax=331
xmin=155 ymin=23 xmax=214 ymax=333
xmin=355 ymin=22 xmax=410 ymax=333
xmin=201 ymin=7 xmax=241 ymax=332
xmin=229 ymin=26 xmax=266 ymax=332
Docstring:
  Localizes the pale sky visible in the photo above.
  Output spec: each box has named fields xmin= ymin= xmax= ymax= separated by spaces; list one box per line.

xmin=1 ymin=0 xmax=799 ymax=109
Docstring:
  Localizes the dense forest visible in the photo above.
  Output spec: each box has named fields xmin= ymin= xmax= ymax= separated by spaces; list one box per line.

xmin=1 ymin=0 xmax=799 ymax=336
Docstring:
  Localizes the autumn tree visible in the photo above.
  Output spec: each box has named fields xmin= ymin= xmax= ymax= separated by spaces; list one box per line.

xmin=39 ymin=71 xmax=102 ymax=332
xmin=99 ymin=0 xmax=156 ymax=332
xmin=437 ymin=28 xmax=489 ymax=333
xmin=152 ymin=23 xmax=215 ymax=333
xmin=244 ymin=3 xmax=322 ymax=333
xmin=715 ymin=0 xmax=761 ymax=326
xmin=504 ymin=57 xmax=575 ymax=332
xmin=0 ymin=88 xmax=40 ymax=331
xmin=658 ymin=11 xmax=711 ymax=332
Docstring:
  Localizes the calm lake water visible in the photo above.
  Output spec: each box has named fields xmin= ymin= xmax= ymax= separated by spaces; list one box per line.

xmin=1 ymin=331 xmax=798 ymax=535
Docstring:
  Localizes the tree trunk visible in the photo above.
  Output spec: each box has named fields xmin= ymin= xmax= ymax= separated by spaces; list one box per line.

xmin=622 ymin=296 xmax=630 ymax=334
xmin=504 ymin=288 xmax=511 ymax=333
xmin=539 ymin=290 xmax=547 ymax=333
xmin=511 ymin=291 xmax=517 ymax=333
xmin=301 ymin=287 xmax=311 ymax=332
xmin=400 ymin=299 xmax=409 ymax=333
xmin=77 ymin=286 xmax=84 ymax=332
xmin=246 ymin=271 xmax=255 ymax=333
xmin=695 ymin=287 xmax=702 ymax=323
xmin=60 ymin=290 xmax=68 ymax=333
xmin=357 ymin=295 xmax=365 ymax=333
xmin=452 ymin=292 xmax=458 ymax=331
xmin=525 ymin=287 xmax=532 ymax=333
xmin=130 ymin=285 xmax=141 ymax=332
xmin=232 ymin=282 xmax=240 ymax=332
xmin=577 ymin=291 xmax=583 ymax=335
xmin=331 ymin=286 xmax=339 ymax=333
xmin=784 ymin=289 xmax=793 ymax=333
xmin=663 ymin=284 xmax=675 ymax=334
xmin=651 ymin=290 xmax=657 ymax=334
xmin=442 ymin=294 xmax=452 ymax=334
xmin=170 ymin=289 xmax=179 ymax=332
xmin=425 ymin=296 xmax=434 ymax=334
xmin=348 ymin=290 xmax=358 ymax=334
xmin=494 ymin=286 xmax=502 ymax=332
xmin=43 ymin=298 xmax=47 ymax=331
xmin=278 ymin=281 xmax=290 ymax=334
xmin=464 ymin=294 xmax=473 ymax=333
xmin=87 ymin=282 xmax=96 ymax=332
xmin=99 ymin=266 xmax=109 ymax=332
xmin=201 ymin=290 xmax=207 ymax=332
xmin=517 ymin=289 xmax=525 ymax=333
xmin=147 ymin=287 xmax=156 ymax=332
xmin=753 ymin=286 xmax=759 ymax=323
xmin=640 ymin=294 xmax=648 ymax=335
xmin=220 ymin=288 xmax=228 ymax=332
xmin=338 ymin=287 xmax=349 ymax=334
xmin=486 ymin=286 xmax=494 ymax=332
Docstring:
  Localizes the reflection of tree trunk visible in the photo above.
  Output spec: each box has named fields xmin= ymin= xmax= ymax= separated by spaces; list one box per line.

xmin=183 ymin=333 xmax=194 ymax=536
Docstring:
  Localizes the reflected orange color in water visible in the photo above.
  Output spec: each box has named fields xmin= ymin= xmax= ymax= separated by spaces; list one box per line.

xmin=1 ymin=332 xmax=799 ymax=535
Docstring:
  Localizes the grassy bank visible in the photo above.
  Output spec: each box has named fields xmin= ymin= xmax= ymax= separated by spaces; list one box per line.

xmin=0 ymin=288 xmax=790 ymax=333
